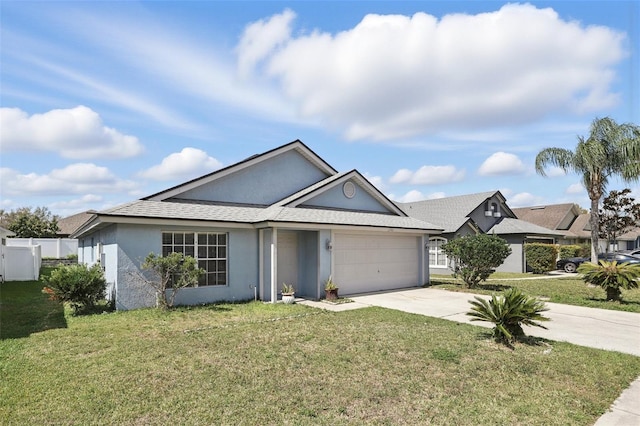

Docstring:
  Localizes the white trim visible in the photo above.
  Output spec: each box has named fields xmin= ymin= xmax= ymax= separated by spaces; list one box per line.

xmin=259 ymin=229 xmax=264 ymax=301
xmin=428 ymin=237 xmax=448 ymax=268
xmin=270 ymin=228 xmax=278 ymax=304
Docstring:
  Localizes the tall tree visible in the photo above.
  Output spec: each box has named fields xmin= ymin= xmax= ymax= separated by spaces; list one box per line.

xmin=0 ymin=207 xmax=60 ymax=238
xmin=535 ymin=117 xmax=640 ymax=262
xmin=599 ymin=189 xmax=640 ymax=252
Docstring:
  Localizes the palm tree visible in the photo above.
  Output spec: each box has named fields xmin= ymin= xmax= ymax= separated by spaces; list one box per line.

xmin=535 ymin=117 xmax=640 ymax=262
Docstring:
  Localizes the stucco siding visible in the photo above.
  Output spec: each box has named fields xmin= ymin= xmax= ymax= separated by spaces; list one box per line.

xmin=301 ymin=180 xmax=391 ymax=213
xmin=110 ymin=223 xmax=259 ymax=310
xmin=496 ymin=235 xmax=524 ymax=273
xmin=175 ymin=150 xmax=329 ymax=205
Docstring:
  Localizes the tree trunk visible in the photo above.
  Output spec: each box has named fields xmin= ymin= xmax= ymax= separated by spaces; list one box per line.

xmin=606 ymin=287 xmax=621 ymax=302
xmin=590 ymin=196 xmax=600 ymax=263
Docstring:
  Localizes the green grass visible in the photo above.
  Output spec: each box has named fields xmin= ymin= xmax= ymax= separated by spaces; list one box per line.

xmin=2 ymin=278 xmax=640 ymax=425
xmin=430 ymin=274 xmax=640 ymax=313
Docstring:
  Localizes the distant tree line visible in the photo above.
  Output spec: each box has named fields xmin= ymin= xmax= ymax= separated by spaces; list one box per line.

xmin=0 ymin=206 xmax=60 ymax=238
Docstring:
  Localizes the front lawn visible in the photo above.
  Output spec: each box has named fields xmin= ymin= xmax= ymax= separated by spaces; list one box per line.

xmin=430 ymin=274 xmax=640 ymax=313
xmin=2 ymin=280 xmax=640 ymax=425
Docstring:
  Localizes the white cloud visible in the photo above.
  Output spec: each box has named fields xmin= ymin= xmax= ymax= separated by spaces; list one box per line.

xmin=363 ymin=173 xmax=385 ymax=191
xmin=507 ymin=192 xmax=545 ymax=207
xmin=138 ymin=148 xmax=223 ymax=181
xmin=0 ymin=164 xmax=137 ymax=196
xmin=390 ymin=165 xmax=465 ymax=185
xmin=566 ymin=183 xmax=585 ymax=194
xmin=242 ymin=4 xmax=625 ymax=140
xmin=0 ymin=106 xmax=144 ymax=159
xmin=50 ymin=194 xmax=103 ymax=210
xmin=237 ymin=9 xmax=296 ymax=77
xmin=545 ymin=166 xmax=568 ymax=177
xmin=478 ymin=152 xmax=527 ymax=176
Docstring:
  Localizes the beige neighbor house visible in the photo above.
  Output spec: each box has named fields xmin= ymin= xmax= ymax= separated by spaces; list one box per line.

xmin=400 ymin=191 xmax=563 ymax=274
xmin=513 ymin=203 xmax=640 ymax=252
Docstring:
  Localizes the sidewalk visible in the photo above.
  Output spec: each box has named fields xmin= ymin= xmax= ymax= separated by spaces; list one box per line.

xmin=300 ymin=286 xmax=640 ymax=425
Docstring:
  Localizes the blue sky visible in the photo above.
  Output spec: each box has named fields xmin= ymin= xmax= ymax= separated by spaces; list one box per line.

xmin=1 ymin=1 xmax=638 ymax=218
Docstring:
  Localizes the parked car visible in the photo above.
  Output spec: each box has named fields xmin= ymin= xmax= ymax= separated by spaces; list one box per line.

xmin=618 ymin=248 xmax=640 ymax=257
xmin=557 ymin=252 xmax=640 ymax=273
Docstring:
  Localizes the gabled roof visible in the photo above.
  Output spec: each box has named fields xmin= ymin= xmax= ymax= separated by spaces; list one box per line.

xmin=400 ymin=191 xmax=502 ymax=233
xmin=512 ymin=203 xmax=580 ymax=230
xmin=280 ymin=169 xmax=406 ymax=216
xmin=71 ymin=140 xmax=442 ymax=238
xmin=144 ymin=140 xmax=337 ymax=202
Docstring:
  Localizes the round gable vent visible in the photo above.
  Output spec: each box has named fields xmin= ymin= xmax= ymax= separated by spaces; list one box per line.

xmin=343 ymin=181 xmax=356 ymax=199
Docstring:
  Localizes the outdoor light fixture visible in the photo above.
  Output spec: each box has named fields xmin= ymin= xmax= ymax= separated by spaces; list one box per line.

xmin=326 ymin=239 xmax=333 ymax=251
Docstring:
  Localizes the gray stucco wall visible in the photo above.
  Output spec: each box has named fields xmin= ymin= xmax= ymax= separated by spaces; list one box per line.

xmin=496 ymin=235 xmax=524 ymax=273
xmin=105 ymin=223 xmax=259 ymax=310
xmin=176 ymin=150 xmax=329 ymax=205
xmin=301 ymin=179 xmax=390 ymax=213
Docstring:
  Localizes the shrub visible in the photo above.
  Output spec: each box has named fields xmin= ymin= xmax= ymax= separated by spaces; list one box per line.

xmin=577 ymin=260 xmax=640 ymax=302
xmin=42 ymin=263 xmax=107 ymax=314
xmin=558 ymin=244 xmax=582 ymax=259
xmin=140 ymin=252 xmax=203 ymax=309
xmin=442 ymin=234 xmax=512 ymax=288
xmin=467 ymin=288 xmax=550 ymax=345
xmin=525 ymin=243 xmax=558 ymax=274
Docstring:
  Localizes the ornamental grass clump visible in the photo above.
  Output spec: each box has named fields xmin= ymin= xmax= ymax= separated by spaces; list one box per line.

xmin=577 ymin=260 xmax=640 ymax=302
xmin=467 ymin=288 xmax=550 ymax=345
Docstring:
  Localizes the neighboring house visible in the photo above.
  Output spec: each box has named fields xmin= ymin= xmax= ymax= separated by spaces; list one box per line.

xmin=71 ymin=140 xmax=442 ymax=310
xmin=57 ymin=210 xmax=96 ymax=238
xmin=513 ymin=203 xmax=640 ymax=252
xmin=400 ymin=191 xmax=563 ymax=274
xmin=1 ymin=226 xmax=15 ymax=281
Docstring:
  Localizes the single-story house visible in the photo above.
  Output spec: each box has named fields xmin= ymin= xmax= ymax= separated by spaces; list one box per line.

xmin=513 ymin=203 xmax=640 ymax=252
xmin=72 ymin=140 xmax=442 ymax=310
xmin=399 ymin=191 xmax=564 ymax=274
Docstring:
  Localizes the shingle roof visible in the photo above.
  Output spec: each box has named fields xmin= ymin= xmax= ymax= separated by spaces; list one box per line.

xmin=399 ymin=191 xmax=498 ymax=232
xmin=489 ymin=218 xmax=565 ymax=236
xmin=98 ymin=199 xmax=441 ymax=232
xmin=512 ymin=203 xmax=578 ymax=230
xmin=57 ymin=210 xmax=96 ymax=236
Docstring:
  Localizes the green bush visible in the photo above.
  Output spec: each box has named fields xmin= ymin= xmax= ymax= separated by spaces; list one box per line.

xmin=467 ymin=288 xmax=550 ymax=345
xmin=442 ymin=234 xmax=512 ymax=288
xmin=525 ymin=243 xmax=558 ymax=274
xmin=43 ymin=263 xmax=107 ymax=314
xmin=577 ymin=260 xmax=640 ymax=302
xmin=558 ymin=245 xmax=581 ymax=259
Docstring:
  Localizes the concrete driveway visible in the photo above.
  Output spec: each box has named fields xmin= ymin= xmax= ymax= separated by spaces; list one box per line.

xmin=348 ymin=287 xmax=640 ymax=356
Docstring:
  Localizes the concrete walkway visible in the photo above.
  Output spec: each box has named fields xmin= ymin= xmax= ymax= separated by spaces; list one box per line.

xmin=300 ymin=287 xmax=640 ymax=425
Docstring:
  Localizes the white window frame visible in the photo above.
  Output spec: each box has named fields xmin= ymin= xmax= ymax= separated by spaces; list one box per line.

xmin=161 ymin=231 xmax=228 ymax=287
xmin=429 ymin=237 xmax=448 ymax=268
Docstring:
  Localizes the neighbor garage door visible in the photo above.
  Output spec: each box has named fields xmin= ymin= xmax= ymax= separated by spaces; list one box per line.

xmin=333 ymin=233 xmax=420 ymax=295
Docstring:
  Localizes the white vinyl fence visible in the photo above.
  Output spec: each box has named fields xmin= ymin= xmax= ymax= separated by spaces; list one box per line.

xmin=2 ymin=245 xmax=41 ymax=281
xmin=7 ymin=238 xmax=77 ymax=259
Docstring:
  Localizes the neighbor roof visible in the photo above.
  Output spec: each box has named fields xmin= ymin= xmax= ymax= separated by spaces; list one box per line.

xmin=489 ymin=218 xmax=564 ymax=237
xmin=400 ymin=191 xmax=500 ymax=233
xmin=512 ymin=203 xmax=580 ymax=230
xmin=57 ymin=210 xmax=96 ymax=237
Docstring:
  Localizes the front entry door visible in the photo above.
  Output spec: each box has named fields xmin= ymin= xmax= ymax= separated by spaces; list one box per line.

xmin=277 ymin=231 xmax=298 ymax=294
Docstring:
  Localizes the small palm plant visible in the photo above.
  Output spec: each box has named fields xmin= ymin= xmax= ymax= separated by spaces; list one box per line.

xmin=577 ymin=260 xmax=640 ymax=302
xmin=467 ymin=288 xmax=550 ymax=345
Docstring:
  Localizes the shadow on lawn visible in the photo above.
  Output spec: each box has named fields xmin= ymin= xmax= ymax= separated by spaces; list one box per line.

xmin=586 ymin=297 xmax=640 ymax=307
xmin=0 ymin=280 xmax=67 ymax=340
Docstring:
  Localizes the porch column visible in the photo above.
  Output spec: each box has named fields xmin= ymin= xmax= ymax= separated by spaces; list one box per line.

xmin=270 ymin=228 xmax=278 ymax=303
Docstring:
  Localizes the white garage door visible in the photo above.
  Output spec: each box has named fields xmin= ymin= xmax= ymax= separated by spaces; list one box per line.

xmin=334 ymin=233 xmax=420 ymax=295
